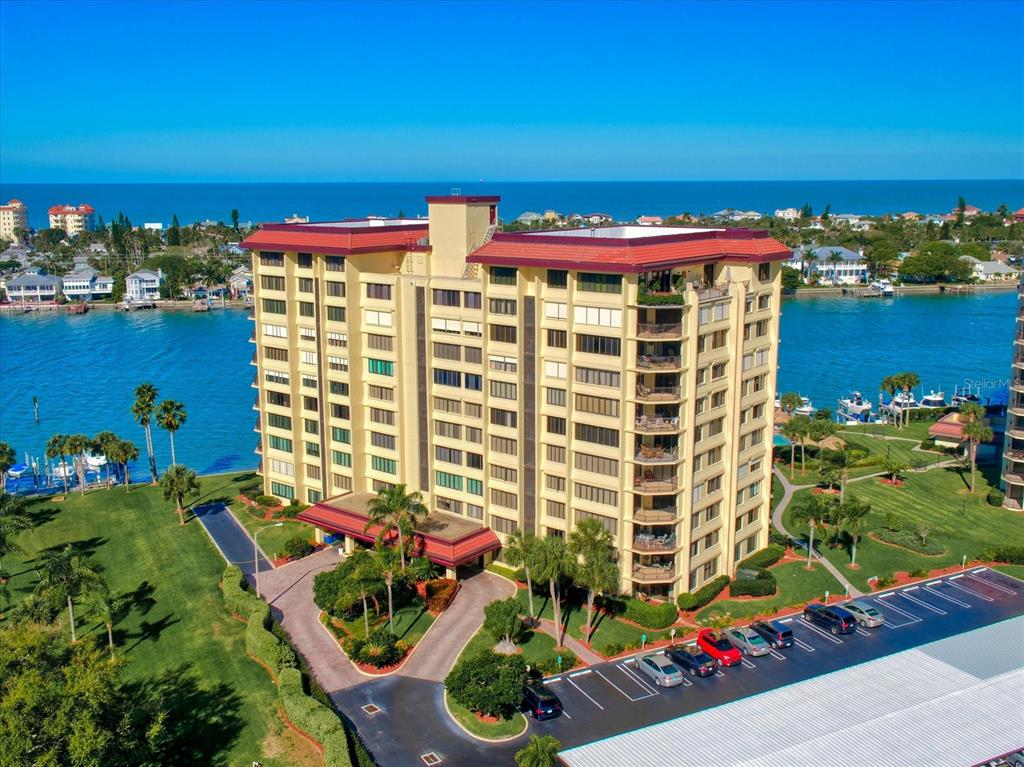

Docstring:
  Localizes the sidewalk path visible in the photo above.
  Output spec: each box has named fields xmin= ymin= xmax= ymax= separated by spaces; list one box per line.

xmin=193 ymin=501 xmax=272 ymax=577
xmin=535 ymin=617 xmax=606 ymax=666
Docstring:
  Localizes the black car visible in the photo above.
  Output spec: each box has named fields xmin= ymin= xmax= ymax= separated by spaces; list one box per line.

xmin=750 ymin=619 xmax=794 ymax=648
xmin=522 ymin=680 xmax=563 ymax=720
xmin=802 ymin=603 xmax=855 ymax=635
xmin=666 ymin=645 xmax=718 ymax=677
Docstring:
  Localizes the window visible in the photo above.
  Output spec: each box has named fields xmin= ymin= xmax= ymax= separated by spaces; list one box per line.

xmin=711 ymin=390 xmax=726 ymax=409
xmin=465 ymin=373 xmax=482 ymax=391
xmin=466 ymin=427 xmax=483 ymax=444
xmin=368 ymin=358 xmax=394 ymax=376
xmin=574 ymin=423 xmax=619 ymax=447
xmin=464 ymin=291 xmax=482 ymax=309
xmin=261 ymin=275 xmax=284 ymax=290
xmin=576 ymin=334 xmax=620 ymax=356
xmin=467 ymin=479 xmax=483 ymax=496
xmin=546 ymin=444 xmax=566 ymax=463
xmin=259 ymin=251 xmax=284 ymax=267
xmin=491 ymin=267 xmax=517 ymax=286
xmin=435 ymin=471 xmax=463 ymax=490
xmin=268 ymin=413 xmax=291 ymax=430
xmin=363 ymin=333 xmax=392 ymax=352
xmin=297 ymin=253 xmax=312 ymax=268
xmin=328 ymin=356 xmax=348 ymax=373
xmin=490 ymin=464 xmax=517 ymax=483
xmin=432 ymin=317 xmax=461 ymax=334
xmin=491 ymin=515 xmax=518 ymax=534
xmin=544 ymin=361 xmax=567 ymax=380
xmin=370 ymin=407 xmax=395 ymax=426
xmin=332 ymin=473 xmax=352 ymax=491
xmin=265 ymin=369 xmax=289 ymax=385
xmin=434 ymin=420 xmax=462 ymax=439
xmin=435 ymin=445 xmax=462 ymax=464
xmin=326 ymin=306 xmax=345 ymax=322
xmin=433 ymin=369 xmax=462 ymax=388
xmin=489 ymin=324 xmax=517 ymax=344
xmin=331 ymin=427 xmax=351 ymax=444
xmin=490 ymin=408 xmax=518 ymax=428
xmin=573 ymin=306 xmax=623 ymax=328
xmin=263 ymin=345 xmax=288 ymax=361
xmin=545 ymin=474 xmax=566 ymax=492
xmin=546 ymin=416 xmax=567 ymax=435
xmin=546 ymin=388 xmax=566 ymax=407
xmin=546 ymin=500 xmax=566 ymax=519
xmin=372 ymin=432 xmax=397 ymax=450
xmin=576 ymin=509 xmax=618 ymax=535
xmin=262 ymin=298 xmax=286 ymax=314
xmin=433 ymin=289 xmax=460 ymax=307
xmin=267 ymin=391 xmax=290 ymax=407
xmin=466 ymin=451 xmax=483 ymax=468
xmin=489 ymin=298 xmax=517 ymax=315
xmin=698 ymin=329 xmax=728 ymax=353
xmin=366 ymin=283 xmax=392 ymax=300
xmin=575 ymin=482 xmax=617 ymax=506
xmin=546 ymin=329 xmax=567 ymax=348
xmin=575 ymin=366 xmax=621 ymax=388
xmin=305 ymin=441 xmax=320 ymax=457
xmin=574 ymin=452 xmax=619 ymax=477
xmin=303 ymin=396 xmax=319 ymax=413
xmin=712 ymin=362 xmax=727 ymax=380
xmin=463 ymin=321 xmax=482 ymax=337
xmin=302 ymin=375 xmax=317 ymax=390
xmin=578 ymin=273 xmax=622 ymax=293
xmin=489 ymin=380 xmax=517 ymax=400
xmin=371 ymin=456 xmax=397 ymax=474
xmin=300 ymin=326 xmax=316 ymax=342
xmin=490 ymin=435 xmax=517 ymax=455
xmin=544 ymin=301 xmax=567 ymax=319
xmin=332 ymin=450 xmax=352 ymax=467
xmin=434 ymin=342 xmax=461 ymax=361
xmin=327 ymin=332 xmax=348 ymax=348
xmin=547 ymin=269 xmax=568 ymax=288
xmin=365 ymin=310 xmax=393 ymax=327
xmin=298 ymin=277 xmax=313 ymax=293
xmin=325 ymin=255 xmax=345 ymax=272
xmin=575 ymin=393 xmax=619 ymax=417
xmin=326 ymin=280 xmax=345 ymax=297
xmin=270 ymin=481 xmax=294 ymax=499
xmin=268 ymin=458 xmax=294 ymax=476
xmin=368 ymin=385 xmax=394 ymax=402
xmin=467 ymin=503 xmax=484 ymax=520
xmin=307 ymin=488 xmax=323 ymax=503
xmin=490 ymin=489 xmax=518 ymax=510
xmin=758 ymin=263 xmax=771 ymax=281
xmin=433 ymin=396 xmax=461 ymax=414
xmin=268 ymin=435 xmax=292 ymax=452
xmin=758 ymin=293 xmax=770 ymax=310
xmin=464 ymin=346 xmax=482 ymax=364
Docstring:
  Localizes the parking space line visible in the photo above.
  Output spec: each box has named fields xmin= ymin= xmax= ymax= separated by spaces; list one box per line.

xmin=769 ymin=649 xmax=786 ymax=660
xmin=923 ymin=586 xmax=971 ymax=608
xmin=714 ymin=670 xmax=725 ymax=677
xmin=566 ymin=678 xmax=604 ymax=710
xmin=561 ymin=710 xmax=572 ymax=719
xmin=778 ymin=618 xmax=794 ymax=623
xmin=601 ymin=667 xmax=657 ymax=701
xmin=873 ymin=597 xmax=921 ymax=627
xmin=792 ymin=637 xmax=816 ymax=652
xmin=972 ymin=567 xmax=987 ymax=573
xmin=617 ymin=664 xmax=660 ymax=697
xmin=965 ymin=573 xmax=1017 ymax=595
xmin=950 ymin=574 xmax=964 ymax=579
xmin=569 ymin=669 xmax=592 ymax=678
xmin=796 ymin=619 xmax=844 ymax=644
xmin=855 ymin=627 xmax=871 ymax=636
xmin=947 ymin=579 xmax=995 ymax=602
xmin=740 ymin=658 xmax=757 ymax=669
xmin=898 ymin=592 xmax=947 ymax=615
xmin=681 ymin=677 xmax=693 ymax=687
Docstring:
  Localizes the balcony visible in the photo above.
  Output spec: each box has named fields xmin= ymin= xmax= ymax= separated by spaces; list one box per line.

xmin=253 ymin=416 xmax=261 ymax=434
xmin=633 ymin=507 xmax=679 ymax=524
xmin=697 ymin=286 xmax=728 ymax=302
xmin=633 ymin=446 xmax=679 ymax=464
xmin=632 ymin=564 xmax=676 ymax=582
xmin=633 ymin=475 xmax=678 ymax=493
xmin=251 ymin=374 xmax=258 ymax=389
xmin=635 ymin=290 xmax=686 ymax=307
xmin=1005 ymin=449 xmax=1024 ymax=462
xmin=249 ymin=332 xmax=256 ymax=343
xmin=1004 ymin=497 xmax=1022 ymax=511
xmin=635 ymin=384 xmax=681 ymax=402
xmin=1002 ymin=472 xmax=1024 ymax=486
xmin=250 ymin=351 xmax=258 ymax=366
xmin=632 ymin=534 xmax=678 ymax=553
xmin=637 ymin=355 xmax=682 ymax=370
xmin=637 ymin=322 xmax=683 ymax=339
xmin=634 ymin=415 xmax=680 ymax=433
xmin=252 ymin=395 xmax=260 ymax=412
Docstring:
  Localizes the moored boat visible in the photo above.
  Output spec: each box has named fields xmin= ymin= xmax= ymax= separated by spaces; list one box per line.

xmin=836 ymin=391 xmax=874 ymax=423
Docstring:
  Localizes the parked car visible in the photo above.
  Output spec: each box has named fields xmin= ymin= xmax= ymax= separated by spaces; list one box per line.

xmin=802 ymin=603 xmax=856 ymax=635
xmin=696 ymin=628 xmax=742 ymax=667
xmin=521 ymin=679 xmax=563 ymax=720
xmin=666 ymin=645 xmax=718 ymax=677
xmin=636 ymin=653 xmax=684 ymax=687
xmin=725 ymin=627 xmax=771 ymax=657
xmin=842 ymin=600 xmax=884 ymax=627
xmin=750 ymin=619 xmax=794 ymax=648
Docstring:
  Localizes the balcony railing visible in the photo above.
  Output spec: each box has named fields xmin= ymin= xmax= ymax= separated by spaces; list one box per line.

xmin=1002 ymin=472 xmax=1024 ymax=486
xmin=637 ymin=355 xmax=682 ymax=369
xmin=633 ymin=476 xmax=678 ymax=492
xmin=253 ymin=417 xmax=261 ymax=433
xmin=637 ymin=322 xmax=683 ymax=338
xmin=697 ymin=286 xmax=728 ymax=302
xmin=632 ymin=565 xmax=676 ymax=581
xmin=633 ymin=507 xmax=678 ymax=523
xmin=250 ymin=351 xmax=258 ymax=366
xmin=1005 ymin=449 xmax=1024 ymax=462
xmin=635 ymin=416 xmax=680 ymax=432
xmin=1004 ymin=497 xmax=1022 ymax=510
xmin=634 ymin=446 xmax=679 ymax=463
xmin=633 ymin=535 xmax=677 ymax=552
xmin=635 ymin=384 xmax=680 ymax=401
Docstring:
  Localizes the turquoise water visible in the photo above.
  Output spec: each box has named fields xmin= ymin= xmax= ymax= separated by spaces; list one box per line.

xmin=0 ymin=291 xmax=1014 ymax=484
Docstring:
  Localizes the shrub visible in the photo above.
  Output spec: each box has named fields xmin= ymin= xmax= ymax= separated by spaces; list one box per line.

xmin=246 ymin=602 xmax=296 ymax=675
xmin=737 ymin=543 xmax=785 ymax=571
xmin=987 ymin=488 xmax=1004 ymax=507
xmin=345 ymin=628 xmax=405 ymax=668
xmin=445 ymin=651 xmax=528 ymax=719
xmin=876 ymin=574 xmax=898 ymax=588
xmin=255 ymin=494 xmax=280 ymax=508
xmin=919 ymin=437 xmax=937 ymax=450
xmin=981 ymin=545 xmax=1024 ymax=565
xmin=484 ymin=562 xmax=521 ymax=582
xmin=278 ymin=668 xmax=353 ymax=767
xmin=313 ymin=558 xmax=362 ymax=612
xmin=874 ymin=528 xmax=944 ymax=555
xmin=623 ymin=598 xmax=678 ymax=629
xmin=281 ymin=536 xmax=314 ymax=560
xmin=728 ymin=568 xmax=777 ymax=598
xmin=676 ymin=575 xmax=729 ymax=611
xmin=534 ymin=650 xmax=577 ymax=675
xmin=281 ymin=500 xmax=310 ymax=519
xmin=598 ymin=641 xmax=625 ymax=657
xmin=424 ymin=578 xmax=459 ymax=612
xmin=909 ymin=567 xmax=930 ymax=578
xmin=221 ymin=565 xmax=262 ymax=619
xmin=883 ymin=512 xmax=902 ymax=532
xmin=238 ymin=479 xmax=262 ymax=499
xmin=768 ymin=528 xmax=790 ymax=548
xmin=484 ymin=598 xmax=523 ymax=644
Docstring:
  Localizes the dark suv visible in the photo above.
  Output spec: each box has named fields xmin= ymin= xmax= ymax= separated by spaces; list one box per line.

xmin=750 ymin=619 xmax=794 ymax=648
xmin=802 ymin=603 xmax=855 ymax=635
xmin=522 ymin=679 xmax=563 ymax=720
xmin=666 ymin=645 xmax=718 ymax=677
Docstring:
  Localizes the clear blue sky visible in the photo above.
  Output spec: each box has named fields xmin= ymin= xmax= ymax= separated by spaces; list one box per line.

xmin=2 ymin=0 xmax=1022 ymax=182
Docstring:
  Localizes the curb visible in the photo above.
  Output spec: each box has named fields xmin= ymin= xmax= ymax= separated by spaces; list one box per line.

xmin=442 ymin=690 xmax=528 ymax=744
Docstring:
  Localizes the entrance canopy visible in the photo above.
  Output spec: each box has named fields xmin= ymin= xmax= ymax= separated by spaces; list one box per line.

xmin=299 ymin=492 xmax=502 ymax=568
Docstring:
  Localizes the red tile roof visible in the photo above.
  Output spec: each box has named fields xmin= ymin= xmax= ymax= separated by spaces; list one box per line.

xmin=425 ymin=195 xmax=500 ymax=204
xmin=48 ymin=204 xmax=94 ymax=215
xmin=241 ymin=222 xmax=428 ymax=256
xmin=468 ymin=229 xmax=791 ymax=272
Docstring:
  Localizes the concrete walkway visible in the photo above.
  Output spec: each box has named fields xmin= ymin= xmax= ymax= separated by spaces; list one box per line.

xmin=535 ymin=617 xmax=606 ymax=666
xmin=193 ymin=501 xmax=272 ymax=577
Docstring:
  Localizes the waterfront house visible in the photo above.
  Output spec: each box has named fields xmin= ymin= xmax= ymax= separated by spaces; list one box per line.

xmin=960 ymin=256 xmax=1018 ymax=282
xmin=901 ymin=211 xmax=921 ymax=221
xmin=584 ymin=212 xmax=614 ymax=224
xmin=636 ymin=215 xmax=663 ymax=226
xmin=0 ymin=244 xmax=34 ymax=268
xmin=62 ymin=266 xmax=114 ymax=301
xmin=774 ymin=208 xmax=800 ymax=221
xmin=516 ymin=211 xmax=543 ymax=225
xmin=6 ymin=271 xmax=61 ymax=302
xmin=228 ymin=265 xmax=253 ymax=298
xmin=1013 ymin=208 xmax=1024 ymax=223
xmin=788 ymin=246 xmax=869 ymax=285
xmin=125 ymin=268 xmax=163 ymax=301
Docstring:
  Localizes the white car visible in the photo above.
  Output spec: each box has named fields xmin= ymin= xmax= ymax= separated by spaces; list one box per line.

xmin=636 ymin=653 xmax=684 ymax=687
xmin=725 ymin=627 xmax=771 ymax=656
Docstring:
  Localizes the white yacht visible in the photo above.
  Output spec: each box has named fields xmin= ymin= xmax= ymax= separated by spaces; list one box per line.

xmin=918 ymin=390 xmax=947 ymax=409
xmin=869 ymin=279 xmax=895 ymax=296
xmin=836 ymin=391 xmax=874 ymax=423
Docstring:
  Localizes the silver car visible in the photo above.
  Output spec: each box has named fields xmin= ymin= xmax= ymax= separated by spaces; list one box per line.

xmin=636 ymin=653 xmax=684 ymax=687
xmin=726 ymin=627 xmax=771 ymax=657
xmin=843 ymin=600 xmax=884 ymax=627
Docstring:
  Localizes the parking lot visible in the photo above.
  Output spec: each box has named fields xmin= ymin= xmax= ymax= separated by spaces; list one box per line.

xmin=534 ymin=567 xmax=1024 ymax=749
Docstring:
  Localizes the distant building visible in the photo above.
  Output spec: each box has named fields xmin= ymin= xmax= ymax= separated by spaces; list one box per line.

xmin=584 ymin=212 xmax=613 ymax=224
xmin=787 ymin=246 xmax=868 ymax=285
xmin=0 ymin=199 xmax=29 ymax=243
xmin=48 ymin=204 xmax=96 ymax=236
xmin=730 ymin=211 xmax=762 ymax=222
xmin=636 ymin=215 xmax=663 ymax=226
xmin=774 ymin=208 xmax=800 ymax=221
xmin=142 ymin=222 xmax=163 ymax=232
xmin=0 ymin=244 xmax=33 ymax=268
xmin=1013 ymin=208 xmax=1024 ymax=223
xmin=516 ymin=211 xmax=543 ymax=225
xmin=284 ymin=214 xmax=310 ymax=224
xmin=543 ymin=210 xmax=563 ymax=222
xmin=219 ymin=243 xmax=246 ymax=256
xmin=228 ymin=265 xmax=253 ymax=298
xmin=6 ymin=271 xmax=61 ymax=302
xmin=62 ymin=266 xmax=114 ymax=301
xmin=125 ymin=268 xmax=163 ymax=301
xmin=960 ymin=256 xmax=1018 ymax=282
xmin=87 ymin=242 xmax=109 ymax=255
xmin=901 ymin=211 xmax=921 ymax=221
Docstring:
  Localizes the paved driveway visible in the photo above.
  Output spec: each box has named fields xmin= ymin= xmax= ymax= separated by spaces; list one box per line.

xmin=192 ymin=501 xmax=271 ymax=577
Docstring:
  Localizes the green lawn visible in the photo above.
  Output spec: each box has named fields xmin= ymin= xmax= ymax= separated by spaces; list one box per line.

xmin=446 ymin=695 xmax=526 ymax=740
xmin=2 ymin=472 xmax=318 ymax=767
xmin=230 ymin=499 xmax=315 ymax=560
xmin=840 ymin=421 xmax=938 ymax=442
xmin=782 ymin=465 xmax=1023 ymax=593
xmin=993 ymin=564 xmax=1024 ymax=582
xmin=458 ymin=624 xmax=570 ymax=670
xmin=325 ymin=598 xmax=435 ymax=646
xmin=771 ymin=474 xmax=784 ymax=508
xmin=695 ymin=561 xmax=842 ymax=622
xmin=839 ymin=431 xmax=940 ymax=470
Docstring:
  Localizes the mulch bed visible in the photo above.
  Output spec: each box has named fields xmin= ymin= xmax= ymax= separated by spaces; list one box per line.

xmin=871 ymin=562 xmax=978 ymax=590
xmin=238 ymin=493 xmax=284 ymax=517
xmin=812 ymin=487 xmax=840 ymax=495
xmin=879 ymin=478 xmax=905 ymax=486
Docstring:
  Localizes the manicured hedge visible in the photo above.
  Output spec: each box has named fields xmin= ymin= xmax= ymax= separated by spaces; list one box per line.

xmin=736 ymin=543 xmax=786 ymax=571
xmin=246 ymin=602 xmax=296 ymax=675
xmin=987 ymin=489 xmax=1004 ymax=507
xmin=279 ymin=668 xmax=353 ymax=767
xmin=874 ymin=528 xmax=944 ymax=555
xmin=534 ymin=649 xmax=578 ymax=675
xmin=221 ymin=565 xmax=262 ymax=619
xmin=728 ymin=568 xmax=777 ymax=598
xmin=676 ymin=575 xmax=729 ymax=611
xmin=978 ymin=545 xmax=1024 ymax=564
xmin=623 ymin=598 xmax=678 ymax=629
xmin=424 ymin=578 xmax=459 ymax=612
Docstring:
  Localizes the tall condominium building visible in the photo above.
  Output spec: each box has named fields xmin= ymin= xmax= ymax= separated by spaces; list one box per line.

xmin=1002 ymin=272 xmax=1024 ymax=510
xmin=0 ymin=199 xmax=29 ymax=242
xmin=48 ymin=203 xmax=96 ymax=236
xmin=241 ymin=195 xmax=789 ymax=596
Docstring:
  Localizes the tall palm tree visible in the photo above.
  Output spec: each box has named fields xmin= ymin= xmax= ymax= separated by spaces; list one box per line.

xmin=370 ymin=545 xmax=402 ymax=634
xmin=779 ymin=418 xmax=802 ymax=478
xmin=503 ymin=530 xmax=539 ymax=624
xmin=160 ymin=464 xmax=200 ymax=526
xmin=515 ymin=735 xmax=561 ymax=767
xmin=346 ymin=548 xmax=380 ymax=639
xmin=827 ymin=250 xmax=843 ymax=285
xmin=803 ymin=248 xmax=819 ymax=281
xmin=132 ymin=382 xmax=160 ymax=482
xmin=779 ymin=391 xmax=802 ymax=414
xmin=961 ymin=404 xmax=993 ymax=493
xmin=0 ymin=441 xmax=15 ymax=477
xmin=0 ymin=490 xmax=31 ymax=569
xmin=792 ymin=495 xmax=834 ymax=568
xmin=364 ymin=484 xmax=428 ymax=572
xmin=92 ymin=430 xmax=119 ymax=475
xmin=109 ymin=438 xmax=140 ymax=492
xmin=532 ymin=535 xmax=574 ymax=647
xmin=888 ymin=371 xmax=920 ymax=429
xmin=839 ymin=498 xmax=870 ymax=566
xmin=84 ymin=586 xmax=128 ymax=652
xmin=156 ymin=399 xmax=187 ymax=467
xmin=880 ymin=375 xmax=899 ymax=426
xmin=568 ymin=519 xmax=619 ymax=641
xmin=820 ymin=448 xmax=854 ymax=502
xmin=45 ymin=433 xmax=70 ymax=493
xmin=35 ymin=544 xmax=104 ymax=642
xmin=64 ymin=433 xmax=88 ymax=495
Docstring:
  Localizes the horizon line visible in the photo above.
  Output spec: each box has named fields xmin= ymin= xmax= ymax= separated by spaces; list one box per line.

xmin=2 ymin=177 xmax=1023 ymax=186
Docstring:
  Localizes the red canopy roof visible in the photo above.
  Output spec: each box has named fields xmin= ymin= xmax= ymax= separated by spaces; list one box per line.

xmin=241 ymin=222 xmax=428 ymax=256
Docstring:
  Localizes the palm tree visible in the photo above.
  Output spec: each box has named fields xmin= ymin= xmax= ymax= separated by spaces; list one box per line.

xmin=156 ymin=399 xmax=187 ymax=467
xmin=568 ymin=519 xmax=619 ymax=642
xmin=779 ymin=391 xmax=802 ymax=414
xmin=827 ymin=250 xmax=843 ymax=285
xmin=788 ymin=414 xmax=813 ymax=472
xmin=532 ymin=535 xmax=574 ymax=647
xmin=0 ymin=491 xmax=31 ymax=569
xmin=792 ymin=495 xmax=834 ymax=568
xmin=819 ymin=448 xmax=854 ymax=502
xmin=779 ymin=418 xmax=802 ymax=478
xmin=370 ymin=545 xmax=402 ymax=634
xmin=515 ymin=735 xmax=561 ymax=767
xmin=92 ymin=431 xmax=118 ymax=474
xmin=108 ymin=438 xmax=140 ymax=492
xmin=880 ymin=375 xmax=899 ymax=426
xmin=0 ymin=441 xmax=15 ymax=477
xmin=45 ymin=433 xmax=70 ymax=493
xmin=64 ymin=433 xmax=89 ymax=495
xmin=0 ymin=569 xmax=11 ymax=617
xmin=132 ymin=382 xmax=160 ymax=482
xmin=35 ymin=544 xmax=104 ymax=642
xmin=881 ymin=457 xmax=908 ymax=484
xmin=160 ymin=464 xmax=200 ymax=526
xmin=803 ymin=248 xmax=819 ymax=281
xmin=885 ymin=371 xmax=920 ymax=429
xmin=503 ymin=530 xmax=540 ymax=625
xmin=961 ymin=411 xmax=993 ymax=493
xmin=84 ymin=586 xmax=128 ymax=652
xmin=346 ymin=549 xmax=380 ymax=639
xmin=839 ymin=498 xmax=871 ymax=566
xmin=364 ymin=484 xmax=428 ymax=572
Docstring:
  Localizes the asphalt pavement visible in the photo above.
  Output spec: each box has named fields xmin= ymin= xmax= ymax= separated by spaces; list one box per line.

xmin=192 ymin=501 xmax=272 ymax=577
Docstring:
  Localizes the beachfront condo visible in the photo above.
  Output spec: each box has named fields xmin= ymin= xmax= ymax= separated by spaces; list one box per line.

xmin=242 ymin=195 xmax=789 ymax=596
xmin=1002 ymin=271 xmax=1024 ymax=510
xmin=48 ymin=203 xmax=96 ymax=236
xmin=0 ymin=199 xmax=29 ymax=243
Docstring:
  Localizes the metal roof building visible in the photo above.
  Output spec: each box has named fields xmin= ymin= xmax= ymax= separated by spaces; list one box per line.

xmin=561 ymin=616 xmax=1024 ymax=767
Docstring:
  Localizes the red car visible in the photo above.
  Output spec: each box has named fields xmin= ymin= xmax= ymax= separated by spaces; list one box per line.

xmin=697 ymin=629 xmax=742 ymax=667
